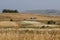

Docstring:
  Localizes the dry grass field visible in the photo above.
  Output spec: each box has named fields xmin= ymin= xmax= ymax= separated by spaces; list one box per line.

xmin=0 ymin=13 xmax=60 ymax=40
xmin=0 ymin=28 xmax=60 ymax=40
xmin=0 ymin=13 xmax=60 ymax=21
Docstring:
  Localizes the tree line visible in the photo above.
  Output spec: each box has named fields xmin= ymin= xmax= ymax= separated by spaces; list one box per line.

xmin=2 ymin=9 xmax=19 ymax=13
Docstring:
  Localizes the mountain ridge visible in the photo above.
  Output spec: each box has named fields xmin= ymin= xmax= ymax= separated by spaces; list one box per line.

xmin=24 ymin=9 xmax=60 ymax=16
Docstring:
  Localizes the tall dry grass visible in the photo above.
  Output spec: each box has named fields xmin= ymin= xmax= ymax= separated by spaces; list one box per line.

xmin=0 ymin=28 xmax=60 ymax=40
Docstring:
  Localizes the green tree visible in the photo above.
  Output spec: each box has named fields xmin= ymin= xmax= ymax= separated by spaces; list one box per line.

xmin=2 ymin=9 xmax=19 ymax=13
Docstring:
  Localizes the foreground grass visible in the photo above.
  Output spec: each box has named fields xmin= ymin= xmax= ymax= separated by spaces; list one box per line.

xmin=0 ymin=28 xmax=59 ymax=40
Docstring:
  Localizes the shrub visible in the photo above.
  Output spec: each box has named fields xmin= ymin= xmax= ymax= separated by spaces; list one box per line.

xmin=47 ymin=20 xmax=56 ymax=24
xmin=30 ymin=17 xmax=36 ymax=19
xmin=41 ymin=26 xmax=45 ymax=28
xmin=10 ymin=19 xmax=13 ymax=21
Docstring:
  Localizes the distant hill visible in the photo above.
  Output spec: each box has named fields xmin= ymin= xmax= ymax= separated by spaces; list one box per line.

xmin=25 ymin=9 xmax=60 ymax=16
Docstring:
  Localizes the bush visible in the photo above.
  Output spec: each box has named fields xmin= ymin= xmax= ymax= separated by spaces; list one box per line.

xmin=30 ymin=17 xmax=36 ymax=19
xmin=47 ymin=20 xmax=56 ymax=24
xmin=41 ymin=26 xmax=45 ymax=28
xmin=10 ymin=19 xmax=13 ymax=21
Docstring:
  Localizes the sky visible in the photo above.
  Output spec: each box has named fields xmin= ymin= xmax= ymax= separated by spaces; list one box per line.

xmin=0 ymin=0 xmax=60 ymax=12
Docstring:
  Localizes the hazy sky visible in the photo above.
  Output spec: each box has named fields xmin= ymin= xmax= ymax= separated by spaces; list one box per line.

xmin=0 ymin=0 xmax=60 ymax=12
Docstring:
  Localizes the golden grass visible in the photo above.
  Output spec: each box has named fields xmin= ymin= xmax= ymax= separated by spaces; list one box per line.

xmin=0 ymin=21 xmax=19 ymax=28
xmin=0 ymin=13 xmax=60 ymax=21
xmin=0 ymin=13 xmax=59 ymax=40
xmin=0 ymin=28 xmax=60 ymax=40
